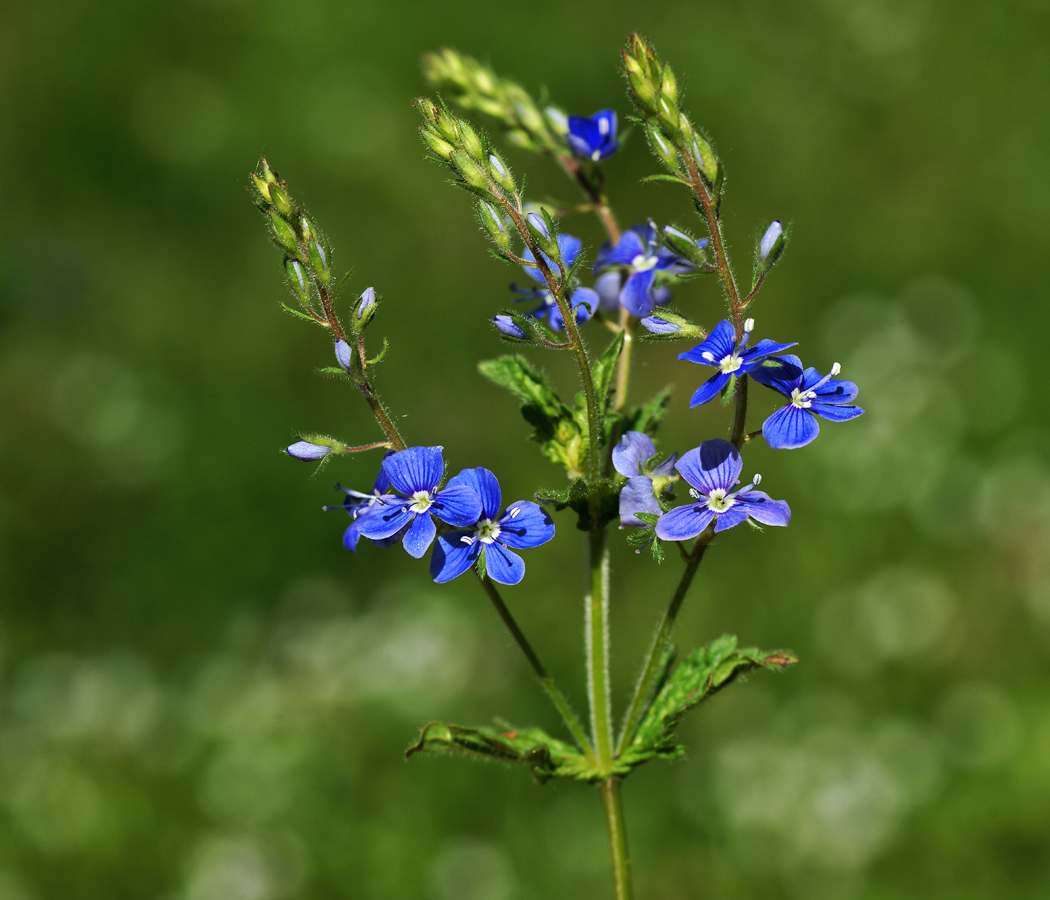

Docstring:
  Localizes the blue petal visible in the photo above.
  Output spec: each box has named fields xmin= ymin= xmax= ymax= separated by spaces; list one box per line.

xmin=619 ymin=476 xmax=662 ymax=527
xmin=432 ymin=482 xmax=483 ymax=527
xmin=736 ymin=491 xmax=791 ymax=526
xmin=373 ymin=452 xmax=395 ymax=493
xmin=613 ymin=431 xmax=656 ymax=477
xmin=641 ymin=315 xmax=680 ymax=334
xmin=484 ymin=543 xmax=526 ymax=585
xmin=446 ymin=467 xmax=501 ymax=520
xmin=286 ymin=441 xmax=330 ymax=461
xmin=620 ymin=268 xmax=656 ymax=317
xmin=812 ymin=403 xmax=865 ymax=422
xmin=713 ymin=505 xmax=751 ymax=532
xmin=740 ymin=338 xmax=798 ymax=371
xmin=655 ymin=505 xmax=715 ymax=541
xmin=759 ymin=221 xmax=783 ymax=261
xmin=382 ymin=446 xmax=444 ymax=495
xmin=762 ymin=403 xmax=820 ymax=449
xmin=334 ymin=340 xmax=354 ymax=372
xmin=356 ymin=498 xmax=412 ymax=540
xmin=566 ymin=131 xmax=593 ymax=158
xmin=498 ymin=501 xmax=555 ymax=549
xmin=688 ymin=372 xmax=731 ymax=407
xmin=593 ymin=109 xmax=617 ymax=141
xmin=598 ymin=231 xmax=645 ymax=268
xmin=430 ymin=531 xmax=481 ymax=583
xmin=557 ymin=234 xmax=582 ymax=269
xmin=651 ymin=452 xmax=679 ymax=478
xmin=675 ymin=440 xmax=742 ymax=494
xmin=342 ymin=522 xmax=363 ymax=552
xmin=402 ymin=512 xmax=437 ymax=558
xmin=678 ymin=319 xmax=736 ymax=366
xmin=806 ymin=370 xmax=860 ymax=404
xmin=750 ymin=354 xmax=804 ymax=395
xmin=594 ymin=270 xmax=623 ymax=310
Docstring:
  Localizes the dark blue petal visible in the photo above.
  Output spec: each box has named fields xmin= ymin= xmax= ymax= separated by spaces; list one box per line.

xmin=688 ymin=372 xmax=731 ymax=408
xmin=432 ymin=482 xmax=483 ymax=527
xmin=620 ymin=268 xmax=656 ymax=317
xmin=598 ymin=231 xmax=645 ymax=268
xmin=613 ymin=431 xmax=657 ymax=477
xmin=485 ymin=543 xmax=526 ymax=585
xmin=430 ymin=531 xmax=482 ymax=583
xmin=446 ymin=467 xmax=501 ymax=520
xmin=593 ymin=109 xmax=617 ymax=141
xmin=750 ymin=354 xmax=804 ymax=395
xmin=498 ymin=501 xmax=555 ymax=549
xmin=381 ymin=446 xmax=444 ymax=495
xmin=655 ymin=505 xmax=715 ymax=541
xmin=740 ymin=339 xmax=798 ymax=371
xmin=402 ymin=513 xmax=437 ymax=558
xmin=713 ymin=505 xmax=751 ymax=532
xmin=678 ymin=319 xmax=736 ymax=366
xmin=812 ymin=403 xmax=865 ymax=422
xmin=342 ymin=522 xmax=363 ymax=552
xmin=619 ymin=476 xmax=662 ymax=527
xmin=493 ymin=315 xmax=527 ymax=339
xmin=762 ymin=403 xmax=820 ymax=449
xmin=736 ymin=491 xmax=791 ymax=526
xmin=356 ymin=498 xmax=413 ymax=540
xmin=558 ymin=234 xmax=582 ymax=269
xmin=373 ymin=452 xmax=395 ymax=493
xmin=675 ymin=440 xmax=742 ymax=494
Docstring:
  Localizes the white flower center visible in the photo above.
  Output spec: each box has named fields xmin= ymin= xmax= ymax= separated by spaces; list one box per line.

xmin=631 ymin=253 xmax=659 ymax=272
xmin=409 ymin=490 xmax=433 ymax=513
xmin=790 ymin=386 xmax=814 ymax=409
xmin=718 ymin=353 xmax=743 ymax=374
xmin=705 ymin=489 xmax=734 ymax=513
xmin=476 ymin=518 xmax=502 ymax=544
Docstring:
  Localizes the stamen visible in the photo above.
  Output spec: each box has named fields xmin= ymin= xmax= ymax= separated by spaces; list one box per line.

xmin=460 ymin=535 xmax=474 ymax=545
xmin=688 ymin=488 xmax=701 ymax=499
xmin=753 ymin=473 xmax=762 ymax=486
xmin=509 ymin=507 xmax=521 ymax=518
xmin=831 ymin=362 xmax=841 ymax=376
xmin=744 ymin=317 xmax=755 ymax=333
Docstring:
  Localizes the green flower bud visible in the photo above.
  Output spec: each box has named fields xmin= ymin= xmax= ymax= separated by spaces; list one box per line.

xmin=477 ymin=201 xmax=511 ymax=251
xmin=420 ymin=128 xmax=455 ymax=160
xmin=487 ymin=152 xmax=515 ymax=194
xmin=285 ymin=257 xmax=311 ymax=304
xmin=525 ymin=211 xmax=560 ymax=262
xmin=647 ymin=124 xmax=679 ymax=170
xmin=457 ymin=120 xmax=485 ymax=161
xmin=258 ymin=158 xmax=278 ymax=184
xmin=657 ymin=96 xmax=679 ymax=133
xmin=355 ymin=286 xmax=377 ymax=327
xmin=451 ymin=150 xmax=490 ymax=192
xmin=660 ymin=67 xmax=678 ymax=105
xmin=269 ymin=211 xmax=299 ymax=253
xmin=308 ymin=239 xmax=331 ymax=285
xmin=251 ymin=172 xmax=272 ymax=203
xmin=628 ymin=71 xmax=658 ymax=113
xmin=692 ymin=136 xmax=719 ymax=183
xmin=269 ymin=183 xmax=294 ymax=217
xmin=299 ymin=215 xmax=316 ymax=241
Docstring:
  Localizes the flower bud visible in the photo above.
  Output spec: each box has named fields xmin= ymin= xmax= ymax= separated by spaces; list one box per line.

xmin=285 ymin=440 xmax=331 ymax=461
xmin=269 ymin=211 xmax=299 ymax=253
xmin=457 ymin=120 xmax=485 ymax=161
xmin=487 ymin=153 xmax=515 ymax=194
xmin=308 ymin=240 xmax=330 ymax=285
xmin=477 ymin=201 xmax=511 ymax=251
xmin=299 ymin=215 xmax=315 ymax=241
xmin=493 ymin=315 xmax=527 ymax=339
xmin=450 ymin=150 xmax=489 ymax=191
xmin=544 ymin=106 xmax=568 ymax=135
xmin=334 ymin=339 xmax=354 ymax=372
xmin=420 ymin=127 xmax=455 ymax=160
xmin=355 ymin=286 xmax=377 ymax=327
xmin=759 ymin=220 xmax=783 ymax=262
xmin=662 ymin=225 xmax=708 ymax=265
xmin=647 ymin=125 xmax=678 ymax=170
xmin=628 ymin=72 xmax=657 ymax=112
xmin=525 ymin=211 xmax=560 ymax=260
xmin=639 ymin=309 xmax=705 ymax=338
xmin=285 ymin=257 xmax=311 ymax=304
xmin=251 ymin=172 xmax=272 ymax=203
xmin=258 ymin=158 xmax=278 ymax=184
xmin=657 ymin=96 xmax=679 ymax=132
xmin=691 ymin=136 xmax=719 ymax=183
xmin=269 ymin=183 xmax=294 ymax=217
xmin=660 ymin=67 xmax=678 ymax=105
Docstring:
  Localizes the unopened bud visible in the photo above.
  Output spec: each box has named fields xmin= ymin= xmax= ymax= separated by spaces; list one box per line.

xmin=628 ymin=72 xmax=657 ymax=112
xmin=421 ymin=128 xmax=455 ymax=160
xmin=450 ymin=150 xmax=489 ymax=191
xmin=258 ymin=159 xmax=278 ymax=184
xmin=525 ymin=211 xmax=560 ymax=260
xmin=487 ymin=153 xmax=515 ymax=193
xmin=269 ymin=184 xmax=294 ymax=217
xmin=269 ymin=211 xmax=299 ymax=253
xmin=285 ymin=258 xmax=311 ymax=303
xmin=477 ymin=201 xmax=511 ymax=250
xmin=647 ymin=125 xmax=679 ymax=170
xmin=544 ymin=106 xmax=568 ymax=135
xmin=251 ymin=173 xmax=272 ymax=202
xmin=299 ymin=216 xmax=315 ymax=241
xmin=662 ymin=225 xmax=708 ymax=265
xmin=308 ymin=240 xmax=330 ymax=285
xmin=759 ymin=220 xmax=784 ymax=262
xmin=334 ymin=339 xmax=354 ymax=372
xmin=285 ymin=440 xmax=332 ymax=461
xmin=457 ymin=120 xmax=485 ymax=161
xmin=691 ymin=136 xmax=719 ymax=183
xmin=493 ymin=315 xmax=527 ymax=340
xmin=657 ymin=96 xmax=679 ymax=132
xmin=660 ymin=67 xmax=678 ymax=104
xmin=355 ymin=286 xmax=377 ymax=327
xmin=638 ymin=308 xmax=705 ymax=338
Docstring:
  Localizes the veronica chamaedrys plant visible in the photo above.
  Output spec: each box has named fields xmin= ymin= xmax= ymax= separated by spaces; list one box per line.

xmin=251 ymin=34 xmax=865 ymax=900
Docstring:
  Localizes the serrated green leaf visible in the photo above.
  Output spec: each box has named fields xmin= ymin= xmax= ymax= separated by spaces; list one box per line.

xmin=405 ymin=721 xmax=598 ymax=784
xmin=619 ymin=635 xmax=797 ymax=768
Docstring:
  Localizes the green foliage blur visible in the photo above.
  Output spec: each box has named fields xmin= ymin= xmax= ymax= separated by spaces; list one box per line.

xmin=2 ymin=1 xmax=1050 ymax=898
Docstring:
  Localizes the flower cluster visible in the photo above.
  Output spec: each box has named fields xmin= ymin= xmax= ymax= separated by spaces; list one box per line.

xmin=328 ymin=446 xmax=555 ymax=585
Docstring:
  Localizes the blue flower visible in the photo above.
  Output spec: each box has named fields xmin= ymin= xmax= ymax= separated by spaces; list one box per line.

xmin=678 ymin=318 xmax=796 ymax=407
xmin=324 ymin=456 xmax=405 ymax=551
xmin=355 ymin=446 xmax=483 ymax=558
xmin=430 ymin=467 xmax=555 ymax=585
xmin=655 ymin=439 xmax=790 ymax=540
xmin=750 ymin=354 xmax=864 ymax=449
xmin=513 ymin=233 xmax=599 ymax=331
xmin=594 ymin=222 xmax=705 ymax=317
xmin=612 ymin=431 xmax=679 ymax=527
xmin=566 ymin=109 xmax=620 ymax=161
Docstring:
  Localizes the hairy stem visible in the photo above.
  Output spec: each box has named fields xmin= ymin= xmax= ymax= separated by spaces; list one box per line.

xmin=587 ymin=527 xmax=614 ymax=765
xmin=601 ymin=777 xmax=634 ymax=900
xmin=477 ymin=574 xmax=596 ymax=761
xmin=616 ymin=531 xmax=712 ymax=754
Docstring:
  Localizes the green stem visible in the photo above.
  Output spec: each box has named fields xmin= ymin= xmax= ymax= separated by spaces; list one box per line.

xmin=616 ymin=531 xmax=712 ymax=754
xmin=476 ymin=574 xmax=596 ymax=761
xmin=587 ymin=527 xmax=613 ymax=765
xmin=601 ymin=777 xmax=633 ymax=900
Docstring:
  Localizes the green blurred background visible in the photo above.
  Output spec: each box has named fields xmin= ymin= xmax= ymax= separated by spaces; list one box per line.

xmin=2 ymin=0 xmax=1049 ymax=897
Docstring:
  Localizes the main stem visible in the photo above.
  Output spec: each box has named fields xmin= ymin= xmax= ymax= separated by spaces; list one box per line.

xmin=587 ymin=527 xmax=613 ymax=763
xmin=601 ymin=777 xmax=633 ymax=900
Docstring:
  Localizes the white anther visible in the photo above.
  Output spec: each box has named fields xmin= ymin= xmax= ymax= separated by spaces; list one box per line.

xmin=752 ymin=473 xmax=762 ymax=486
xmin=830 ymin=362 xmax=841 ymax=376
xmin=744 ymin=317 xmax=755 ymax=332
xmin=688 ymin=488 xmax=701 ymax=499
xmin=509 ymin=507 xmax=521 ymax=518
xmin=460 ymin=535 xmax=474 ymax=545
